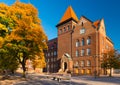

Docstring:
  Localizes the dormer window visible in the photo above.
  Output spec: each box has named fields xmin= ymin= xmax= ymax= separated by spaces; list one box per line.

xmin=60 ymin=29 xmax=62 ymax=34
xmin=64 ymin=27 xmax=66 ymax=32
xmin=80 ymin=28 xmax=85 ymax=34
xmin=68 ymin=25 xmax=70 ymax=31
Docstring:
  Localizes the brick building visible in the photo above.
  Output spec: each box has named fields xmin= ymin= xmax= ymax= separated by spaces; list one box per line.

xmin=44 ymin=6 xmax=113 ymax=75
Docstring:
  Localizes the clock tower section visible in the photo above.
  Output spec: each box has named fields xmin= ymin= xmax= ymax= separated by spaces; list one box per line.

xmin=56 ymin=6 xmax=78 ymax=60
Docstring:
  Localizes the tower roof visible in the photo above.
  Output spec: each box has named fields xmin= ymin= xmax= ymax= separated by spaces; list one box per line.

xmin=59 ymin=6 xmax=78 ymax=24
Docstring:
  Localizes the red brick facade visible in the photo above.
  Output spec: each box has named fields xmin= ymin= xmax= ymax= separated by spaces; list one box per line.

xmin=44 ymin=6 xmax=113 ymax=75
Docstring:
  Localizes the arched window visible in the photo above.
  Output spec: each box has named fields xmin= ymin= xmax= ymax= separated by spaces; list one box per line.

xmin=87 ymin=60 xmax=91 ymax=66
xmin=81 ymin=38 xmax=85 ymax=46
xmin=81 ymin=49 xmax=85 ymax=56
xmin=87 ymin=48 xmax=91 ymax=55
xmin=76 ymin=50 xmax=79 ymax=57
xmin=81 ymin=60 xmax=85 ymax=67
xmin=73 ymin=25 xmax=75 ymax=29
xmin=76 ymin=39 xmax=80 ymax=47
xmin=68 ymin=25 xmax=70 ymax=31
xmin=74 ymin=61 xmax=79 ymax=67
xmin=64 ymin=27 xmax=66 ymax=32
xmin=60 ymin=29 xmax=62 ymax=34
xmin=87 ymin=36 xmax=91 ymax=45
xmin=80 ymin=28 xmax=85 ymax=34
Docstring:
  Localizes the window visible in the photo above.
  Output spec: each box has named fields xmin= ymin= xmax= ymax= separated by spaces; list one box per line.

xmin=54 ymin=51 xmax=57 ymax=56
xmin=87 ymin=69 xmax=91 ymax=74
xmin=87 ymin=48 xmax=91 ymax=56
xmin=76 ymin=40 xmax=80 ymax=47
xmin=51 ymin=45 xmax=54 ymax=49
xmin=48 ymin=53 xmax=50 ymax=57
xmin=81 ymin=38 xmax=85 ymax=46
xmin=47 ymin=64 xmax=49 ymax=68
xmin=54 ymin=64 xmax=56 ymax=68
xmin=51 ymin=64 xmax=53 ymax=68
xmin=81 ymin=60 xmax=85 ymax=67
xmin=87 ymin=36 xmax=91 ymax=45
xmin=60 ymin=29 xmax=62 ymax=34
xmin=76 ymin=50 xmax=79 ymax=57
xmin=87 ymin=60 xmax=91 ymax=66
xmin=54 ymin=58 xmax=56 ymax=61
xmin=81 ymin=49 xmax=85 ymax=56
xmin=68 ymin=25 xmax=70 ymax=30
xmin=51 ymin=58 xmax=53 ymax=62
xmin=47 ymin=59 xmax=49 ymax=62
xmin=80 ymin=28 xmax=85 ymax=34
xmin=74 ymin=61 xmax=79 ymax=67
xmin=64 ymin=27 xmax=66 ymax=32
xmin=73 ymin=25 xmax=75 ymax=29
xmin=51 ymin=52 xmax=53 ymax=56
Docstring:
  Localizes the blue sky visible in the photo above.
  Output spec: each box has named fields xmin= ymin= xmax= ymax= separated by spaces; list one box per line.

xmin=0 ymin=0 xmax=120 ymax=49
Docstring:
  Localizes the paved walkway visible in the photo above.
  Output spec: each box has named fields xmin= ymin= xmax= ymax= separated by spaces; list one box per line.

xmin=72 ymin=76 xmax=120 ymax=85
xmin=0 ymin=73 xmax=120 ymax=85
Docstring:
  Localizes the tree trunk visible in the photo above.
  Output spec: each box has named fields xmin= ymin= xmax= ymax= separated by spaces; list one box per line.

xmin=109 ymin=68 xmax=112 ymax=77
xmin=21 ymin=62 xmax=26 ymax=78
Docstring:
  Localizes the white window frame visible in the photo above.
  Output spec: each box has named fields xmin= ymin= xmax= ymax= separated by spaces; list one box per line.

xmin=87 ymin=48 xmax=91 ymax=55
xmin=87 ymin=37 xmax=91 ymax=45
xmin=64 ymin=27 xmax=66 ymax=32
xmin=80 ymin=28 xmax=85 ymax=34
xmin=76 ymin=50 xmax=79 ymax=57
xmin=81 ymin=38 xmax=85 ymax=46
xmin=87 ymin=60 xmax=91 ymax=66
xmin=68 ymin=25 xmax=70 ymax=30
xmin=81 ymin=49 xmax=85 ymax=56
xmin=81 ymin=60 xmax=85 ymax=67
xmin=60 ymin=29 xmax=62 ymax=34
xmin=76 ymin=40 xmax=80 ymax=47
xmin=54 ymin=51 xmax=57 ymax=56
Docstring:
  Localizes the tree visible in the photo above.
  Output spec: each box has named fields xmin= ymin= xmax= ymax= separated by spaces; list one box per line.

xmin=32 ymin=53 xmax=46 ymax=70
xmin=0 ymin=1 xmax=47 ymax=77
xmin=101 ymin=49 xmax=120 ymax=77
xmin=0 ymin=47 xmax=19 ymax=75
xmin=0 ymin=3 xmax=18 ymax=75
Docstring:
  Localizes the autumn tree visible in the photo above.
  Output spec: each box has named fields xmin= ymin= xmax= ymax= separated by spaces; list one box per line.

xmin=0 ymin=47 xmax=19 ymax=75
xmin=101 ymin=49 xmax=120 ymax=77
xmin=0 ymin=1 xmax=47 ymax=77
xmin=32 ymin=53 xmax=46 ymax=70
xmin=0 ymin=3 xmax=18 ymax=75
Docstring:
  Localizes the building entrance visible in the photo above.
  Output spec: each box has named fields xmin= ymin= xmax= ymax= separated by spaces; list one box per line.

xmin=58 ymin=53 xmax=73 ymax=73
xmin=64 ymin=62 xmax=67 ymax=72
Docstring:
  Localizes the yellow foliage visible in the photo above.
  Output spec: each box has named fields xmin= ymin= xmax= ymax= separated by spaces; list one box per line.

xmin=0 ymin=1 xmax=48 ymax=70
xmin=0 ymin=37 xmax=4 ymax=48
xmin=32 ymin=53 xmax=46 ymax=69
xmin=0 ymin=23 xmax=8 ymax=32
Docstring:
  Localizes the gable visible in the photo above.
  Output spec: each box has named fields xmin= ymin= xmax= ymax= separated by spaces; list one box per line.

xmin=77 ymin=16 xmax=93 ymax=26
xmin=98 ymin=19 xmax=106 ymax=36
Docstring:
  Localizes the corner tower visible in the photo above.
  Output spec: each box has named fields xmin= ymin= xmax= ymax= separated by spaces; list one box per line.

xmin=56 ymin=6 xmax=78 ymax=60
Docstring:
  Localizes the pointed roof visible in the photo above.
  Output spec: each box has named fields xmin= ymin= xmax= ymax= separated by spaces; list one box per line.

xmin=93 ymin=20 xmax=100 ymax=28
xmin=59 ymin=6 xmax=78 ymax=24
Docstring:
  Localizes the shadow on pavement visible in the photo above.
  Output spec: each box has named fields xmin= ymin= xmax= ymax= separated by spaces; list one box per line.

xmin=74 ymin=75 xmax=120 ymax=85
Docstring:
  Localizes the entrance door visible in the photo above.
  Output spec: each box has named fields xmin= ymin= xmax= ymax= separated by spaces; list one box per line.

xmin=64 ymin=62 xmax=67 ymax=72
